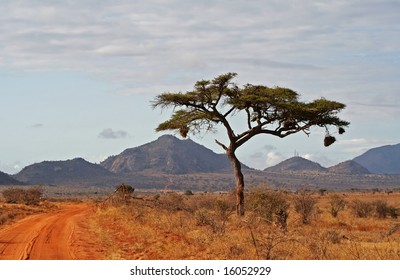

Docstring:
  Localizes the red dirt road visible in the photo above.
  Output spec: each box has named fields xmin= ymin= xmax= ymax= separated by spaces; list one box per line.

xmin=0 ymin=204 xmax=100 ymax=260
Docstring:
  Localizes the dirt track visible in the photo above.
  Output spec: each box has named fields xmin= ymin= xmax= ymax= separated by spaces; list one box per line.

xmin=0 ymin=204 xmax=99 ymax=260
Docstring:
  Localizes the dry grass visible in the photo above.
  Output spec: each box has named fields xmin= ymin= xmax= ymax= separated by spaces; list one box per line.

xmin=90 ymin=190 xmax=400 ymax=260
xmin=0 ymin=200 xmax=59 ymax=228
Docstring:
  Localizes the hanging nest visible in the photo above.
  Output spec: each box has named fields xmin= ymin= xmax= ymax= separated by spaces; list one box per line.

xmin=283 ymin=120 xmax=296 ymax=129
xmin=324 ymin=135 xmax=336 ymax=147
xmin=338 ymin=127 xmax=345 ymax=135
xmin=179 ymin=126 xmax=189 ymax=138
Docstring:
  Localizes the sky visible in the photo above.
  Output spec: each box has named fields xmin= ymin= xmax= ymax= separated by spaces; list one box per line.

xmin=1 ymin=0 xmax=399 ymax=174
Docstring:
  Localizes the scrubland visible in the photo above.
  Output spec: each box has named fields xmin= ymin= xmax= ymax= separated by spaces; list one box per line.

xmin=2 ymin=185 xmax=400 ymax=260
xmin=0 ymin=186 xmax=58 ymax=228
xmin=90 ymin=188 xmax=400 ymax=260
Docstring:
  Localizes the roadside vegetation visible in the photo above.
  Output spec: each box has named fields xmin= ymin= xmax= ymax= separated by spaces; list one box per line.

xmin=91 ymin=186 xmax=400 ymax=260
xmin=2 ymin=184 xmax=400 ymax=259
xmin=0 ymin=186 xmax=57 ymax=228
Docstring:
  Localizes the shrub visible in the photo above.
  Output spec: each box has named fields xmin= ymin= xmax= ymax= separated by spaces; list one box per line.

xmin=294 ymin=191 xmax=317 ymax=225
xmin=184 ymin=190 xmax=194 ymax=196
xmin=24 ymin=186 xmax=45 ymax=205
xmin=329 ymin=194 xmax=346 ymax=218
xmin=193 ymin=198 xmax=233 ymax=234
xmin=248 ymin=188 xmax=290 ymax=231
xmin=1 ymin=186 xmax=44 ymax=205
xmin=350 ymin=199 xmax=374 ymax=218
xmin=2 ymin=188 xmax=25 ymax=204
xmin=373 ymin=200 xmax=398 ymax=219
xmin=160 ymin=193 xmax=185 ymax=212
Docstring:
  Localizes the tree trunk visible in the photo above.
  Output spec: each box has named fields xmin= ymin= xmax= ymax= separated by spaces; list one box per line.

xmin=227 ymin=149 xmax=245 ymax=216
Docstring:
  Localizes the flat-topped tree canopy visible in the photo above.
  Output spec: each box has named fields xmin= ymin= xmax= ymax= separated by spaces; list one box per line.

xmin=153 ymin=72 xmax=349 ymax=215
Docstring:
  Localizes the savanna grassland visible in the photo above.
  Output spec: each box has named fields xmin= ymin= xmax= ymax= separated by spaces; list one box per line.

xmin=90 ymin=188 xmax=400 ymax=260
xmin=1 ymin=185 xmax=400 ymax=260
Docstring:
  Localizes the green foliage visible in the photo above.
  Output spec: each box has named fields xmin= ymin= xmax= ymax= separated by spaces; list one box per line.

xmin=153 ymin=72 xmax=349 ymax=145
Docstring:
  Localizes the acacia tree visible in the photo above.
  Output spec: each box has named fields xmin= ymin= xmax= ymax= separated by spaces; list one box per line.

xmin=152 ymin=73 xmax=349 ymax=216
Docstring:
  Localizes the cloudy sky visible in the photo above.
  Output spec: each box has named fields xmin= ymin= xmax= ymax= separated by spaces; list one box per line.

xmin=1 ymin=0 xmax=399 ymax=174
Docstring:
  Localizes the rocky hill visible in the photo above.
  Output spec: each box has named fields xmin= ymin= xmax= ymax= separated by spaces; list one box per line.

xmin=101 ymin=135 xmax=249 ymax=174
xmin=5 ymin=138 xmax=400 ymax=190
xmin=327 ymin=160 xmax=370 ymax=175
xmin=13 ymin=158 xmax=116 ymax=185
xmin=264 ymin=156 xmax=326 ymax=173
xmin=0 ymin=170 xmax=23 ymax=185
xmin=353 ymin=143 xmax=400 ymax=174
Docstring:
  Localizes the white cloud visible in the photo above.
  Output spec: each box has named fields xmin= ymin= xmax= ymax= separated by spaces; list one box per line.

xmin=1 ymin=0 xmax=399 ymax=170
xmin=265 ymin=151 xmax=285 ymax=168
xmin=303 ymin=153 xmax=335 ymax=168
xmin=98 ymin=128 xmax=129 ymax=139
xmin=0 ymin=160 xmax=22 ymax=175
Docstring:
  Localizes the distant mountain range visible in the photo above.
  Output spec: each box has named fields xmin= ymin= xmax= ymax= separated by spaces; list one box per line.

xmin=353 ymin=143 xmax=400 ymax=174
xmin=264 ymin=157 xmax=370 ymax=175
xmin=101 ymin=135 xmax=249 ymax=174
xmin=2 ymin=135 xmax=399 ymax=190
xmin=13 ymin=158 xmax=116 ymax=186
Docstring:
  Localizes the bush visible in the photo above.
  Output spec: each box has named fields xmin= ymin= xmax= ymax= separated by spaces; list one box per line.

xmin=294 ymin=191 xmax=317 ymax=225
xmin=160 ymin=193 xmax=185 ymax=212
xmin=350 ymin=199 xmax=374 ymax=218
xmin=248 ymin=188 xmax=290 ymax=231
xmin=373 ymin=200 xmax=398 ymax=219
xmin=2 ymin=188 xmax=25 ymax=204
xmin=2 ymin=186 xmax=44 ymax=205
xmin=184 ymin=190 xmax=194 ymax=196
xmin=193 ymin=200 xmax=232 ymax=234
xmin=329 ymin=194 xmax=346 ymax=218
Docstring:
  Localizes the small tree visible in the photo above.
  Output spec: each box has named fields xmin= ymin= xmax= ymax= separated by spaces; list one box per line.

xmin=153 ymin=73 xmax=349 ymax=215
xmin=329 ymin=193 xmax=346 ymax=218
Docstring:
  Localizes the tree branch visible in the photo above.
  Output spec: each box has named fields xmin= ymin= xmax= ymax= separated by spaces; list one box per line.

xmin=215 ymin=139 xmax=228 ymax=151
xmin=223 ymin=106 xmax=236 ymax=118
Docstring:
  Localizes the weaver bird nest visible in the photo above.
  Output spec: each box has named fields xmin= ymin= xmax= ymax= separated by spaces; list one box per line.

xmin=324 ymin=135 xmax=336 ymax=147
xmin=179 ymin=126 xmax=189 ymax=138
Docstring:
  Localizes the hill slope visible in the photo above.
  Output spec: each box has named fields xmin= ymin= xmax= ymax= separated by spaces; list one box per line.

xmin=101 ymin=135 xmax=249 ymax=174
xmin=13 ymin=158 xmax=116 ymax=185
xmin=264 ymin=156 xmax=326 ymax=173
xmin=327 ymin=160 xmax=371 ymax=175
xmin=353 ymin=143 xmax=400 ymax=174
xmin=0 ymin=171 xmax=23 ymax=185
